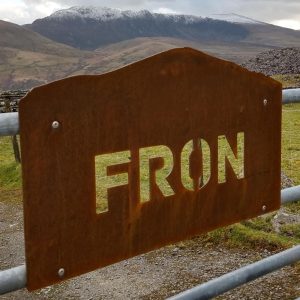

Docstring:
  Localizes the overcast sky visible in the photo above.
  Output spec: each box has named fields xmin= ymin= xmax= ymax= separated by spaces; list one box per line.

xmin=1 ymin=0 xmax=300 ymax=29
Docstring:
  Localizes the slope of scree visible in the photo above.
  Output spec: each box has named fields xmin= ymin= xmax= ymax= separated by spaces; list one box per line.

xmin=242 ymin=47 xmax=300 ymax=76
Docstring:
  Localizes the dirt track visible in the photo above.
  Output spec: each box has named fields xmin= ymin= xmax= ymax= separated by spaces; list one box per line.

xmin=1 ymin=199 xmax=300 ymax=300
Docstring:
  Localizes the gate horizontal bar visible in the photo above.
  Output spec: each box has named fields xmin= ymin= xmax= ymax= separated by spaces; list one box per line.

xmin=0 ymin=265 xmax=26 ymax=295
xmin=0 ymin=89 xmax=300 ymax=137
xmin=0 ymin=186 xmax=299 ymax=295
xmin=168 ymin=245 xmax=300 ymax=300
xmin=281 ymin=185 xmax=300 ymax=204
xmin=282 ymin=88 xmax=300 ymax=104
xmin=0 ymin=112 xmax=19 ymax=136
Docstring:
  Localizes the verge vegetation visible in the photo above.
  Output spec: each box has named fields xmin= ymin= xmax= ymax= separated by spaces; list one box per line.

xmin=272 ymin=74 xmax=300 ymax=89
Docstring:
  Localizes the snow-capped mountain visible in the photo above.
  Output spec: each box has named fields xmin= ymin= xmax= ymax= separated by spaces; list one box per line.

xmin=26 ymin=6 xmax=249 ymax=50
xmin=49 ymin=6 xmax=201 ymax=24
xmin=49 ymin=6 xmax=125 ymax=21
xmin=48 ymin=7 xmax=264 ymax=25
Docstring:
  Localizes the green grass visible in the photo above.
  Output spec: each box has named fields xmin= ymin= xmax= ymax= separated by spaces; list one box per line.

xmin=282 ymin=103 xmax=300 ymax=185
xmin=204 ymin=223 xmax=300 ymax=251
xmin=0 ymin=161 xmax=21 ymax=189
xmin=280 ymin=223 xmax=300 ymax=239
xmin=0 ymin=137 xmax=22 ymax=204
xmin=282 ymin=103 xmax=300 ymax=213
xmin=241 ymin=214 xmax=275 ymax=233
xmin=0 ymin=137 xmax=22 ymax=191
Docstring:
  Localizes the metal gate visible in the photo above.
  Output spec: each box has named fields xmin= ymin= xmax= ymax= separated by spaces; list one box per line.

xmin=0 ymin=88 xmax=300 ymax=299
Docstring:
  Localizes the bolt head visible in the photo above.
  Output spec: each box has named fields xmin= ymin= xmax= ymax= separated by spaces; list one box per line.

xmin=262 ymin=205 xmax=267 ymax=211
xmin=58 ymin=268 xmax=65 ymax=278
xmin=263 ymin=99 xmax=268 ymax=106
xmin=52 ymin=121 xmax=60 ymax=129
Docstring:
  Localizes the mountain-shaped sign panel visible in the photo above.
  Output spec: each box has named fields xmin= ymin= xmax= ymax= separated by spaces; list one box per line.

xmin=19 ymin=48 xmax=281 ymax=290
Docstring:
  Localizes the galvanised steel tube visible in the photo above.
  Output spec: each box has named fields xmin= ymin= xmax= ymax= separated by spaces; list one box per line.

xmin=0 ymin=265 xmax=26 ymax=295
xmin=0 ymin=112 xmax=19 ymax=136
xmin=281 ymin=185 xmax=300 ymax=204
xmin=282 ymin=88 xmax=300 ymax=104
xmin=168 ymin=245 xmax=300 ymax=300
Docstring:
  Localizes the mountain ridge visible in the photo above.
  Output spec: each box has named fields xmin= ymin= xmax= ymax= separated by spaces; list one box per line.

xmin=25 ymin=7 xmax=300 ymax=51
xmin=25 ymin=7 xmax=249 ymax=50
xmin=48 ymin=6 xmax=203 ymax=24
xmin=208 ymin=13 xmax=265 ymax=25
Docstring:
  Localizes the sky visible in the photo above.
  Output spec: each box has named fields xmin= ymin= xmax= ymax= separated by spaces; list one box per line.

xmin=1 ymin=0 xmax=300 ymax=30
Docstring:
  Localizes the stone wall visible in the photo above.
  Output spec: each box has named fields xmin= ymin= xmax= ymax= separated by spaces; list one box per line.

xmin=0 ymin=90 xmax=28 ymax=113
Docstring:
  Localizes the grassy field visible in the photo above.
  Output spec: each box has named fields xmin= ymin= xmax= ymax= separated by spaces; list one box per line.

xmin=1 ymin=103 xmax=300 ymax=249
xmin=282 ymin=103 xmax=300 ymax=185
xmin=0 ymin=136 xmax=21 ymax=191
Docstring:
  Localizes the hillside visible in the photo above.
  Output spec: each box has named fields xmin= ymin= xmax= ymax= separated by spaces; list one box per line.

xmin=0 ymin=47 xmax=88 ymax=90
xmin=0 ymin=35 xmax=292 ymax=90
xmin=241 ymin=23 xmax=300 ymax=48
xmin=79 ymin=37 xmax=272 ymax=75
xmin=2 ymin=7 xmax=300 ymax=90
xmin=0 ymin=20 xmax=83 ymax=57
xmin=0 ymin=19 xmax=272 ymax=90
xmin=0 ymin=20 xmax=94 ymax=90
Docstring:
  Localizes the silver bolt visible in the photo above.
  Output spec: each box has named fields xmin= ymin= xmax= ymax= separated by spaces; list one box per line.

xmin=263 ymin=99 xmax=268 ymax=106
xmin=58 ymin=268 xmax=65 ymax=278
xmin=262 ymin=205 xmax=267 ymax=212
xmin=52 ymin=121 xmax=60 ymax=129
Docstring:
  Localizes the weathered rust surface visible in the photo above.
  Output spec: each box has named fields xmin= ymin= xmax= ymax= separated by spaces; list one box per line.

xmin=19 ymin=48 xmax=282 ymax=291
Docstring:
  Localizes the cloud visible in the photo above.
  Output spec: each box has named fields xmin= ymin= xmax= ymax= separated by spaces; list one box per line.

xmin=1 ymin=0 xmax=300 ymax=28
xmin=272 ymin=19 xmax=300 ymax=30
xmin=0 ymin=2 xmax=31 ymax=24
xmin=33 ymin=1 xmax=65 ymax=15
xmin=0 ymin=1 xmax=66 ymax=24
xmin=154 ymin=7 xmax=178 ymax=14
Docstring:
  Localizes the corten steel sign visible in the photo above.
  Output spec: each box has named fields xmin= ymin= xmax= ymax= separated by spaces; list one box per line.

xmin=19 ymin=48 xmax=282 ymax=290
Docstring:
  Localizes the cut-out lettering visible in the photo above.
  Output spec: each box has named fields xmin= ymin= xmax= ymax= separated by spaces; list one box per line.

xmin=218 ymin=132 xmax=245 ymax=183
xmin=181 ymin=139 xmax=211 ymax=191
xmin=139 ymin=145 xmax=175 ymax=202
xmin=95 ymin=151 xmax=130 ymax=214
xmin=94 ymin=132 xmax=245 ymax=213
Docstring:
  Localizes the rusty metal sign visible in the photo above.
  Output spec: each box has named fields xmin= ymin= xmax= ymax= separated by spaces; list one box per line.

xmin=19 ymin=48 xmax=282 ymax=291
